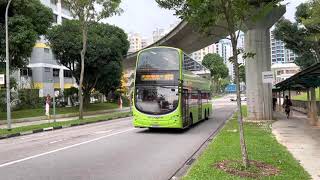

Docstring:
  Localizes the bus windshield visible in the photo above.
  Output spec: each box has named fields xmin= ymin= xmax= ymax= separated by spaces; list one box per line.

xmin=135 ymin=86 xmax=179 ymax=115
xmin=135 ymin=48 xmax=180 ymax=115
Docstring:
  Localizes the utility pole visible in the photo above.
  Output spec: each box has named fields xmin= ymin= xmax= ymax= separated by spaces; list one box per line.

xmin=6 ymin=0 xmax=13 ymax=130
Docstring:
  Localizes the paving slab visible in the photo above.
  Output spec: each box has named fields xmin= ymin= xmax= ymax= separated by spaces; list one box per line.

xmin=272 ymin=111 xmax=320 ymax=180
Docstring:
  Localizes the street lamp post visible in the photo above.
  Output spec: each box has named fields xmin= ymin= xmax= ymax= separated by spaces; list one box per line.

xmin=5 ymin=0 xmax=13 ymax=130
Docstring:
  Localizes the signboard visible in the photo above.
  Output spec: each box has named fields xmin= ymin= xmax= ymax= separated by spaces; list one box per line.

xmin=0 ymin=74 xmax=4 ymax=85
xmin=262 ymin=71 xmax=273 ymax=84
xmin=225 ymin=84 xmax=236 ymax=93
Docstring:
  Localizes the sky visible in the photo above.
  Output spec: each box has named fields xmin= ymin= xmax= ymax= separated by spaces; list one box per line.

xmin=105 ymin=0 xmax=307 ymax=39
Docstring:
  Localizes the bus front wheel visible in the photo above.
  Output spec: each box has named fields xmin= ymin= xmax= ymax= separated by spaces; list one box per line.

xmin=189 ymin=113 xmax=193 ymax=126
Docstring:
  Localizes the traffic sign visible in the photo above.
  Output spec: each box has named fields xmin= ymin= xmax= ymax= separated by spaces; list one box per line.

xmin=262 ymin=71 xmax=273 ymax=83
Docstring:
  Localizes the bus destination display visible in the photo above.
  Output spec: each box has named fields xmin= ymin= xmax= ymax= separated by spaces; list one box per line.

xmin=141 ymin=74 xmax=174 ymax=81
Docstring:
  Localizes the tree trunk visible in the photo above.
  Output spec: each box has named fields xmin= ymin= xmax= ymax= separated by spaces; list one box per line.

xmin=232 ymin=40 xmax=249 ymax=168
xmin=83 ymin=89 xmax=91 ymax=106
xmin=79 ymin=23 xmax=88 ymax=120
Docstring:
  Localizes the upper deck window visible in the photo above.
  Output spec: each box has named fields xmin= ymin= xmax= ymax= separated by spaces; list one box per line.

xmin=137 ymin=48 xmax=179 ymax=71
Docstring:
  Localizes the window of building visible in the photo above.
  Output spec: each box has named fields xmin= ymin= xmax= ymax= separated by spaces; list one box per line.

xmin=44 ymin=48 xmax=50 ymax=53
xmin=53 ymin=69 xmax=60 ymax=77
xmin=277 ymin=70 xmax=284 ymax=75
xmin=20 ymin=68 xmax=32 ymax=76
xmin=50 ymin=0 xmax=58 ymax=5
xmin=53 ymin=14 xmax=58 ymax=24
xmin=61 ymin=0 xmax=70 ymax=10
xmin=64 ymin=70 xmax=72 ymax=78
xmin=45 ymin=67 xmax=51 ymax=72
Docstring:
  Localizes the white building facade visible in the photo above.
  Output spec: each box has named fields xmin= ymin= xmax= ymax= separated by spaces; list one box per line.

xmin=271 ymin=63 xmax=300 ymax=85
xmin=13 ymin=0 xmax=76 ymax=97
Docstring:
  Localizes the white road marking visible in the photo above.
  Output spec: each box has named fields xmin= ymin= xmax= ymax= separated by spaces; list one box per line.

xmin=49 ymin=139 xmax=64 ymax=144
xmin=0 ymin=128 xmax=135 ymax=168
xmin=93 ymin=130 xmax=113 ymax=134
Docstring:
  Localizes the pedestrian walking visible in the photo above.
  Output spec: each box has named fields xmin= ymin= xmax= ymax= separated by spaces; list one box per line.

xmin=45 ymin=94 xmax=51 ymax=119
xmin=272 ymin=95 xmax=277 ymax=111
xmin=283 ymin=95 xmax=292 ymax=119
xmin=118 ymin=96 xmax=123 ymax=109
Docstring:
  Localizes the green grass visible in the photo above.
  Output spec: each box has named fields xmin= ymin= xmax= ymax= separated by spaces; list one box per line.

xmin=0 ymin=111 xmax=132 ymax=136
xmin=293 ymin=88 xmax=320 ymax=101
xmin=0 ymin=102 xmax=119 ymax=120
xmin=183 ymin=106 xmax=310 ymax=180
xmin=241 ymin=105 xmax=248 ymax=118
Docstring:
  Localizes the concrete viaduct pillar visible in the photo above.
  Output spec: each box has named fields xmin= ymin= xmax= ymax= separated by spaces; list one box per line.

xmin=244 ymin=6 xmax=285 ymax=120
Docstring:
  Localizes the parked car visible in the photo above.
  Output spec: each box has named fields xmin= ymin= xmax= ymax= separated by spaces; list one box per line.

xmin=230 ymin=95 xmax=247 ymax=101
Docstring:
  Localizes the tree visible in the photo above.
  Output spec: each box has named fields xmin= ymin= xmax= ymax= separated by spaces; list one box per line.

xmin=63 ymin=0 xmax=122 ymax=119
xmin=202 ymin=53 xmax=229 ymax=94
xmin=47 ymin=20 xmax=129 ymax=105
xmin=156 ymin=0 xmax=281 ymax=168
xmin=274 ymin=2 xmax=320 ymax=69
xmin=239 ymin=64 xmax=246 ymax=83
xmin=0 ymin=0 xmax=53 ymax=69
xmin=95 ymin=61 xmax=123 ymax=99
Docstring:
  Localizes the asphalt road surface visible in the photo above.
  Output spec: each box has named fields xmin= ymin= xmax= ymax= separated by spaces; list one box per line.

xmin=0 ymin=97 xmax=236 ymax=180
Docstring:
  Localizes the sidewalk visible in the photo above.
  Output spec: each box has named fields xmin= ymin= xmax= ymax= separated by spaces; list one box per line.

xmin=272 ymin=111 xmax=320 ymax=180
xmin=0 ymin=107 xmax=130 ymax=129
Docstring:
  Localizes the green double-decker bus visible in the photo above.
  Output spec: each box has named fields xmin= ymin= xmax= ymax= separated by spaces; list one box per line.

xmin=133 ymin=47 xmax=212 ymax=129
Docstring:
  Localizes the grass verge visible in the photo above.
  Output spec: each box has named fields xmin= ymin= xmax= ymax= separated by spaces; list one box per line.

xmin=293 ymin=88 xmax=320 ymax=101
xmin=0 ymin=112 xmax=132 ymax=136
xmin=183 ymin=106 xmax=310 ymax=180
xmin=0 ymin=102 xmax=120 ymax=120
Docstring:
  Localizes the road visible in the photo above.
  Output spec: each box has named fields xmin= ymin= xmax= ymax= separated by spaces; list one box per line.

xmin=0 ymin=97 xmax=236 ymax=180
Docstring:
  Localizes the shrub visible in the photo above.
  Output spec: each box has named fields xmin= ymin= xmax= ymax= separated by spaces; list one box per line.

xmin=17 ymin=89 xmax=42 ymax=109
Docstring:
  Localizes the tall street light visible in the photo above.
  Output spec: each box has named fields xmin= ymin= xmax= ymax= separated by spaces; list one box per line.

xmin=6 ymin=0 xmax=13 ymax=130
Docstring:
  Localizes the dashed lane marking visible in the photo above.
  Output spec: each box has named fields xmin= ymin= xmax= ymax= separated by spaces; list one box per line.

xmin=0 ymin=128 xmax=135 ymax=168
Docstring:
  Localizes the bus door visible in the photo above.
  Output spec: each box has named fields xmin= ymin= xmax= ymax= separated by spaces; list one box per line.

xmin=182 ymin=89 xmax=189 ymax=127
xmin=198 ymin=91 xmax=202 ymax=121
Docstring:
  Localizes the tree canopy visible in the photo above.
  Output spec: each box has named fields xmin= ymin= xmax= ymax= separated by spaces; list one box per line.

xmin=0 ymin=0 xmax=53 ymax=69
xmin=63 ymin=0 xmax=122 ymax=119
xmin=202 ymin=53 xmax=229 ymax=94
xmin=202 ymin=53 xmax=229 ymax=80
xmin=274 ymin=1 xmax=320 ymax=69
xmin=47 ymin=20 xmax=129 ymax=104
xmin=239 ymin=64 xmax=246 ymax=83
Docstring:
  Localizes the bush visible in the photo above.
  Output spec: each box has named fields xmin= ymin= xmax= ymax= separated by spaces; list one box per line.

xmin=17 ymin=89 xmax=42 ymax=109
xmin=0 ymin=90 xmax=5 ymax=112
xmin=64 ymin=87 xmax=78 ymax=106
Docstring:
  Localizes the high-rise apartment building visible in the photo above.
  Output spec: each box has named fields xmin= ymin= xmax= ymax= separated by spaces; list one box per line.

xmin=128 ymin=33 xmax=150 ymax=53
xmin=152 ymin=28 xmax=165 ymax=43
xmin=13 ymin=0 xmax=76 ymax=97
xmin=128 ymin=33 xmax=142 ymax=53
xmin=190 ymin=32 xmax=245 ymax=80
xmin=270 ymin=31 xmax=298 ymax=64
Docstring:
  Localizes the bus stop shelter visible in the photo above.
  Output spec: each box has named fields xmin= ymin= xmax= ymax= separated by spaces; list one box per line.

xmin=274 ymin=63 xmax=320 ymax=126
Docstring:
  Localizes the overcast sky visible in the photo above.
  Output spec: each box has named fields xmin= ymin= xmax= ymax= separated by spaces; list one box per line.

xmin=105 ymin=0 xmax=307 ymax=38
